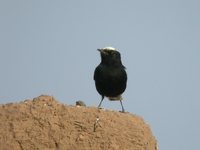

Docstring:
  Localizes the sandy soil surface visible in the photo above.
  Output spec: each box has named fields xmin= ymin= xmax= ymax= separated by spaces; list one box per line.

xmin=0 ymin=95 xmax=157 ymax=150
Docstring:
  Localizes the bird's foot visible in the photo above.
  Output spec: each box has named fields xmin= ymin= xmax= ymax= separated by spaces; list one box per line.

xmin=119 ymin=110 xmax=126 ymax=113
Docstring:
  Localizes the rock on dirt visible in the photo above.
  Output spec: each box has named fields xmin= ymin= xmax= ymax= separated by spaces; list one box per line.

xmin=0 ymin=95 xmax=157 ymax=150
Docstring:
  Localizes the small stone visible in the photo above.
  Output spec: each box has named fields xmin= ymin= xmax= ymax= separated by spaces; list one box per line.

xmin=76 ymin=101 xmax=86 ymax=107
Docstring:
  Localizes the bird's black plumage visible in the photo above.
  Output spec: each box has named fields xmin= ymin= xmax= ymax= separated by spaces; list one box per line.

xmin=94 ymin=47 xmax=127 ymax=112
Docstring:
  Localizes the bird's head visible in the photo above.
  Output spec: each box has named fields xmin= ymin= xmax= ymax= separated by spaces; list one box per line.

xmin=97 ymin=46 xmax=116 ymax=54
xmin=97 ymin=46 xmax=123 ymax=67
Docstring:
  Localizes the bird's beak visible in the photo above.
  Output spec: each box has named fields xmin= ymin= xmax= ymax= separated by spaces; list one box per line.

xmin=97 ymin=49 xmax=106 ymax=54
xmin=97 ymin=48 xmax=108 ymax=55
xmin=97 ymin=49 xmax=102 ymax=52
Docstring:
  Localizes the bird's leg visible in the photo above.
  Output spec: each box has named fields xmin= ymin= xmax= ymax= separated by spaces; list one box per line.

xmin=98 ymin=96 xmax=104 ymax=108
xmin=120 ymin=100 xmax=125 ymax=113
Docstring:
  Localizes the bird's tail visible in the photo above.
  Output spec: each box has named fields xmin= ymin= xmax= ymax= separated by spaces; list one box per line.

xmin=108 ymin=95 xmax=123 ymax=101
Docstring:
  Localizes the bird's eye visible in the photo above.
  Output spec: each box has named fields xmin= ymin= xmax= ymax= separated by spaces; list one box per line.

xmin=111 ymin=51 xmax=115 ymax=55
xmin=112 ymin=52 xmax=117 ymax=56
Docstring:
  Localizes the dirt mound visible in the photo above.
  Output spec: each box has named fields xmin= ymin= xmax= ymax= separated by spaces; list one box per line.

xmin=0 ymin=95 xmax=157 ymax=150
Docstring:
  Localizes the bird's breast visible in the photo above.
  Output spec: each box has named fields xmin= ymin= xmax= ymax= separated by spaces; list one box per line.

xmin=103 ymin=67 xmax=125 ymax=78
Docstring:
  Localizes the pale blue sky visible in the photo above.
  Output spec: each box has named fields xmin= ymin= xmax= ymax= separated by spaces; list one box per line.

xmin=0 ymin=1 xmax=200 ymax=150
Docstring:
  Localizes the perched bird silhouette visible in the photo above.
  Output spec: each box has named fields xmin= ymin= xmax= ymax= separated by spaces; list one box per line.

xmin=94 ymin=47 xmax=127 ymax=112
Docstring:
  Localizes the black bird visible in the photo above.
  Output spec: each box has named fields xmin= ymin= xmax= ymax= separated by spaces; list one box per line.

xmin=94 ymin=47 xmax=127 ymax=112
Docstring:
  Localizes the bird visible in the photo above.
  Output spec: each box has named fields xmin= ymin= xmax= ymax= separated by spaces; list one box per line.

xmin=94 ymin=46 xmax=127 ymax=112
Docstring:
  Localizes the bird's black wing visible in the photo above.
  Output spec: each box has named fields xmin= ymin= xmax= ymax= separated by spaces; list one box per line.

xmin=94 ymin=65 xmax=101 ymax=81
